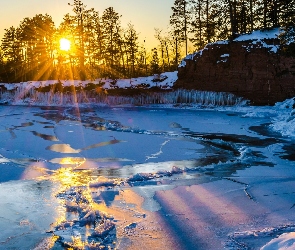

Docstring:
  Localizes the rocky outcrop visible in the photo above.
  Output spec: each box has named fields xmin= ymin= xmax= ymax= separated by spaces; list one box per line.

xmin=175 ymin=30 xmax=295 ymax=105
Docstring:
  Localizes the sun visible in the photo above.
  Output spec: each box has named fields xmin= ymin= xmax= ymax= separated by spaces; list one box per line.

xmin=59 ymin=38 xmax=71 ymax=51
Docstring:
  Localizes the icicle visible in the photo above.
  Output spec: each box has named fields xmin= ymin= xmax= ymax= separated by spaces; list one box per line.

xmin=0 ymin=83 xmax=248 ymax=107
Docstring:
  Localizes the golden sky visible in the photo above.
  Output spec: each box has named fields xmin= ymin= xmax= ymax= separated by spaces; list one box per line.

xmin=0 ymin=0 xmax=175 ymax=51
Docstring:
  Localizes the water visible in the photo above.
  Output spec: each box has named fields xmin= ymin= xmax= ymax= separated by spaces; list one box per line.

xmin=0 ymin=105 xmax=293 ymax=249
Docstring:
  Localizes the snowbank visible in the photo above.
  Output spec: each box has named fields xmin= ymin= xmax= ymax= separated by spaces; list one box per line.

xmin=269 ymin=98 xmax=295 ymax=137
xmin=261 ymin=232 xmax=295 ymax=250
xmin=0 ymin=71 xmax=178 ymax=91
xmin=233 ymin=28 xmax=281 ymax=42
xmin=227 ymin=97 xmax=295 ymax=138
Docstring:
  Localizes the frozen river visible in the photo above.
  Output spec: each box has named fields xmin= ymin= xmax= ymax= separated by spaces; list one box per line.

xmin=0 ymin=104 xmax=295 ymax=249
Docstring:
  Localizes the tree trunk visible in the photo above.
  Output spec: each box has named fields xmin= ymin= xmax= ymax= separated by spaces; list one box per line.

xmin=184 ymin=0 xmax=188 ymax=55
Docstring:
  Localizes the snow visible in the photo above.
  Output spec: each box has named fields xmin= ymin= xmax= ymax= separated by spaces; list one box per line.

xmin=215 ymin=40 xmax=229 ymax=45
xmin=217 ymin=53 xmax=230 ymax=63
xmin=216 ymin=97 xmax=295 ymax=138
xmin=103 ymin=71 xmax=178 ymax=89
xmin=220 ymin=53 xmax=229 ymax=58
xmin=178 ymin=60 xmax=186 ymax=67
xmin=261 ymin=232 xmax=295 ymax=250
xmin=0 ymin=71 xmax=178 ymax=91
xmin=268 ymin=98 xmax=295 ymax=137
xmin=233 ymin=28 xmax=281 ymax=53
xmin=179 ymin=53 xmax=197 ymax=67
xmin=234 ymin=27 xmax=281 ymax=42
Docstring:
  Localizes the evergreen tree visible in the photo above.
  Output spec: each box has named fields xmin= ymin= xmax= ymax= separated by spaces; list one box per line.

xmin=59 ymin=1 xmax=100 ymax=79
xmin=57 ymin=14 xmax=76 ymax=79
xmin=68 ymin=0 xmax=88 ymax=80
xmin=124 ymin=23 xmax=139 ymax=77
xmin=171 ymin=31 xmax=181 ymax=70
xmin=190 ymin=0 xmax=204 ymax=49
xmin=170 ymin=0 xmax=190 ymax=55
xmin=18 ymin=14 xmax=55 ymax=80
xmin=86 ymin=10 xmax=103 ymax=80
xmin=0 ymin=47 xmax=5 ymax=82
xmin=150 ymin=48 xmax=161 ymax=75
xmin=227 ymin=0 xmax=239 ymax=37
xmin=1 ymin=26 xmax=23 ymax=81
xmin=101 ymin=7 xmax=122 ymax=78
xmin=136 ymin=41 xmax=148 ymax=76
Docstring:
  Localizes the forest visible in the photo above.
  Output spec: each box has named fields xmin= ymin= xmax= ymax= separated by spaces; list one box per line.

xmin=0 ymin=0 xmax=294 ymax=83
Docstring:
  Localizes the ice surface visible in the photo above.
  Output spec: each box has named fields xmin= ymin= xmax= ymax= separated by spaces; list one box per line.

xmin=0 ymin=96 xmax=295 ymax=248
xmin=0 ymin=180 xmax=61 ymax=249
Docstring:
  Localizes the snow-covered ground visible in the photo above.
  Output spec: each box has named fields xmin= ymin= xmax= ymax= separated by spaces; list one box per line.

xmin=0 ymin=71 xmax=178 ymax=91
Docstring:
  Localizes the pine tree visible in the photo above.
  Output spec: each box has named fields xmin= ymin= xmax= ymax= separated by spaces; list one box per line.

xmin=124 ymin=23 xmax=139 ymax=78
xmin=58 ymin=13 xmax=77 ymax=79
xmin=68 ymin=0 xmax=88 ymax=80
xmin=0 ymin=47 xmax=5 ymax=82
xmin=170 ymin=0 xmax=190 ymax=55
xmin=190 ymin=0 xmax=204 ymax=49
xmin=1 ymin=26 xmax=22 ymax=81
xmin=87 ymin=10 xmax=103 ymax=79
xmin=150 ymin=48 xmax=161 ymax=75
xmin=101 ymin=7 xmax=122 ymax=78
xmin=228 ymin=0 xmax=239 ymax=37
xmin=18 ymin=14 xmax=55 ymax=81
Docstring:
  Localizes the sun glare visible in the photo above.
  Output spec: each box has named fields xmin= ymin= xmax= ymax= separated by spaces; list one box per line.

xmin=59 ymin=38 xmax=71 ymax=51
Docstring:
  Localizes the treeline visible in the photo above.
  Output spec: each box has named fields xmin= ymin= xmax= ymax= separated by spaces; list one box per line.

xmin=0 ymin=0 xmax=294 ymax=83
xmin=0 ymin=0 xmax=178 ymax=82
xmin=170 ymin=0 xmax=295 ymax=53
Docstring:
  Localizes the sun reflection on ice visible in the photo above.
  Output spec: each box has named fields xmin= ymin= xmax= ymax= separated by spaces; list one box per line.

xmin=19 ymin=153 xmax=183 ymax=249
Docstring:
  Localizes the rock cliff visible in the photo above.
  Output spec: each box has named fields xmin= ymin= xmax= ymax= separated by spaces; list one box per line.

xmin=175 ymin=29 xmax=295 ymax=105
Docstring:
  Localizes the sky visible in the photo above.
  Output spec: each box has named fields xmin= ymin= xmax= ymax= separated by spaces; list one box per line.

xmin=0 ymin=0 xmax=175 ymax=51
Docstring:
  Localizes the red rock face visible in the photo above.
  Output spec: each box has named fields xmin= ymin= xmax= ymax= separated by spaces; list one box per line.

xmin=175 ymin=39 xmax=295 ymax=105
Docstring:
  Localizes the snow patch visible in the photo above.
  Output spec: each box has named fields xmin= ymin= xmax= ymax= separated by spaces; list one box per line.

xmin=215 ymin=40 xmax=229 ymax=45
xmin=217 ymin=53 xmax=230 ymax=63
xmin=234 ymin=28 xmax=281 ymax=42
xmin=261 ymin=232 xmax=295 ymax=250
xmin=178 ymin=52 xmax=200 ymax=67
xmin=234 ymin=28 xmax=281 ymax=53
xmin=270 ymin=98 xmax=295 ymax=137
xmin=0 ymin=71 xmax=178 ymax=91
xmin=227 ymin=225 xmax=295 ymax=250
